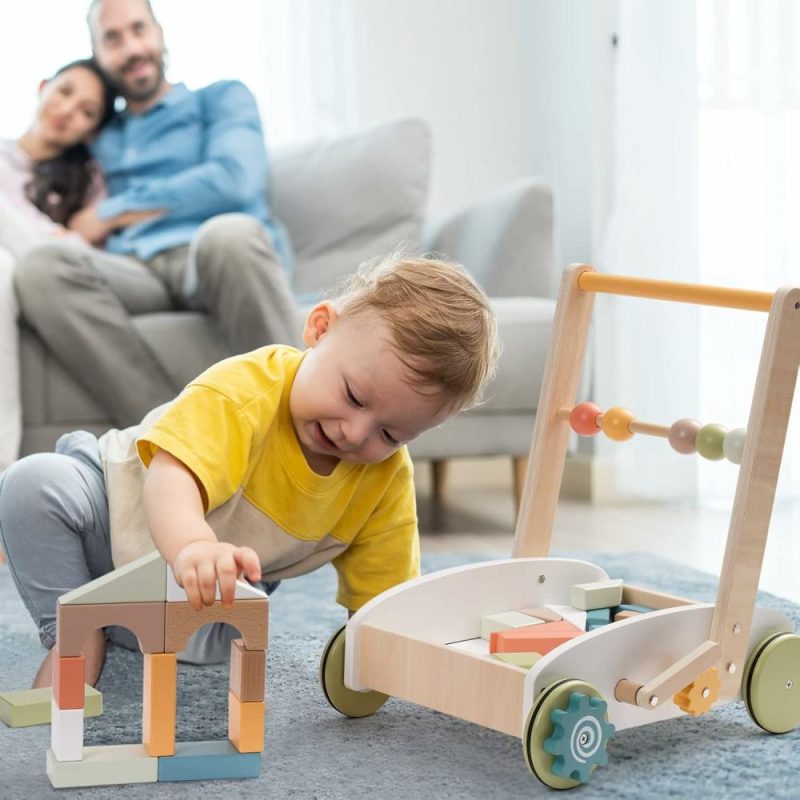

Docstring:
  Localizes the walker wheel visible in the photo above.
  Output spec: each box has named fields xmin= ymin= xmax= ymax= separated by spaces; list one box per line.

xmin=319 ymin=625 xmax=389 ymax=718
xmin=743 ymin=631 xmax=800 ymax=734
xmin=522 ymin=679 xmax=615 ymax=789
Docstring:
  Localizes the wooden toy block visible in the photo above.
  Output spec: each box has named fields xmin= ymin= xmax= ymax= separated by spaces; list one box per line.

xmin=51 ymin=699 xmax=84 ymax=762
xmin=59 ymin=550 xmax=167 ymax=605
xmin=165 ymin=599 xmax=268 ymax=653
xmin=166 ymin=566 xmax=268 ymax=602
xmin=480 ymin=611 xmax=543 ymax=640
xmin=570 ymin=578 xmax=624 ymax=611
xmin=157 ymin=740 xmax=261 ymax=782
xmin=491 ymin=652 xmax=543 ymax=669
xmin=227 ymin=690 xmax=265 ymax=754
xmin=0 ymin=686 xmax=102 ymax=727
xmin=490 ymin=620 xmax=583 ymax=655
xmin=586 ymin=607 xmax=612 ymax=631
xmin=517 ymin=607 xmax=562 ymax=623
xmin=545 ymin=604 xmax=587 ymax=631
xmin=614 ymin=609 xmax=642 ymax=622
xmin=53 ymin=654 xmax=86 ymax=710
xmin=615 ymin=602 xmax=654 ymax=615
xmin=47 ymin=744 xmax=158 ymax=788
xmin=57 ymin=601 xmax=166 ymax=657
xmin=230 ymin=639 xmax=266 ymax=702
xmin=143 ymin=653 xmax=177 ymax=757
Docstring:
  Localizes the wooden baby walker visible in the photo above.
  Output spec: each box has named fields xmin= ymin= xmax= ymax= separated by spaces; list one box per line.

xmin=318 ymin=265 xmax=800 ymax=789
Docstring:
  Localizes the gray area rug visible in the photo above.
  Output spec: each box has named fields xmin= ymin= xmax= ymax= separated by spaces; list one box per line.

xmin=1 ymin=552 xmax=798 ymax=799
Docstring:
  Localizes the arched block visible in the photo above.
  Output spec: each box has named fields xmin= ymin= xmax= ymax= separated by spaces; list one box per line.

xmin=164 ymin=600 xmax=268 ymax=654
xmin=56 ymin=602 xmax=166 ymax=658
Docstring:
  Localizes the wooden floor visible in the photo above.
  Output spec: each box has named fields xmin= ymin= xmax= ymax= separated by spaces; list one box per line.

xmin=416 ymin=458 xmax=800 ymax=604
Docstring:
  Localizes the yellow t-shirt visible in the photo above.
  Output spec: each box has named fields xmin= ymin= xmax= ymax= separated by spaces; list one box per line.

xmin=99 ymin=345 xmax=420 ymax=611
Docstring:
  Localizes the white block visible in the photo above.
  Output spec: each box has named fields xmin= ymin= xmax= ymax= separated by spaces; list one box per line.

xmin=546 ymin=604 xmax=588 ymax=632
xmin=50 ymin=699 xmax=83 ymax=762
xmin=570 ymin=578 xmax=624 ymax=611
xmin=166 ymin=566 xmax=268 ymax=602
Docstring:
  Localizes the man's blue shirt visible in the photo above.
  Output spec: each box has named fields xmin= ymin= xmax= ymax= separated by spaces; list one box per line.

xmin=92 ymin=80 xmax=292 ymax=268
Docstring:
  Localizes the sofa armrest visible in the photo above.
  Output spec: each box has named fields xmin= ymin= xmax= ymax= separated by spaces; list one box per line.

xmin=423 ymin=177 xmax=557 ymax=299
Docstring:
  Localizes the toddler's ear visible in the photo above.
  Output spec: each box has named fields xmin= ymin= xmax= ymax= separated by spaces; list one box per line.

xmin=302 ymin=302 xmax=338 ymax=347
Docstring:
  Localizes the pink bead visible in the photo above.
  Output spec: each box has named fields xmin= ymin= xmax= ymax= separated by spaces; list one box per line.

xmin=668 ymin=418 xmax=702 ymax=454
xmin=569 ymin=402 xmax=602 ymax=436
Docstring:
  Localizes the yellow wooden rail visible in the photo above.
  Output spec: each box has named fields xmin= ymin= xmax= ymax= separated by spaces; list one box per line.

xmin=577 ymin=270 xmax=774 ymax=312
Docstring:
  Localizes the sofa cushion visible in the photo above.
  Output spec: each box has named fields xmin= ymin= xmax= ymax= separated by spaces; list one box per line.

xmin=271 ymin=118 xmax=431 ymax=299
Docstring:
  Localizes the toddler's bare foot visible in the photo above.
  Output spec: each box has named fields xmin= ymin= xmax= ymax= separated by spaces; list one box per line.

xmin=31 ymin=630 xmax=107 ymax=689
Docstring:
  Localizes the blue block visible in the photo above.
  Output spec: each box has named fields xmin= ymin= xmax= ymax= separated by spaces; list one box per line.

xmin=158 ymin=740 xmax=260 ymax=782
xmin=586 ymin=607 xmax=612 ymax=629
xmin=614 ymin=603 xmax=654 ymax=615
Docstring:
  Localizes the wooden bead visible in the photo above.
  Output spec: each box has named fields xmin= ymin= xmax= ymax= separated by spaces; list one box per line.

xmin=601 ymin=406 xmax=635 ymax=441
xmin=668 ymin=418 xmax=701 ymax=454
xmin=695 ymin=423 xmax=728 ymax=461
xmin=722 ymin=428 xmax=746 ymax=464
xmin=569 ymin=402 xmax=602 ymax=436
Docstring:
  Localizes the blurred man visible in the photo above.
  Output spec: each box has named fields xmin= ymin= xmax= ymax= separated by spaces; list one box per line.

xmin=15 ymin=0 xmax=298 ymax=427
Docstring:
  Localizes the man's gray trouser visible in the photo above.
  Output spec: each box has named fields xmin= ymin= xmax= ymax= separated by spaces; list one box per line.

xmin=14 ymin=214 xmax=301 ymax=427
xmin=0 ymin=431 xmax=276 ymax=664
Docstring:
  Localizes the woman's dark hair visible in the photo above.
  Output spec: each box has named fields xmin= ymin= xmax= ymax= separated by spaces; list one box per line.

xmin=25 ymin=59 xmax=116 ymax=225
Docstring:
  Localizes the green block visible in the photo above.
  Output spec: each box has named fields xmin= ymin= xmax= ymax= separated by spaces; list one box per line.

xmin=0 ymin=685 xmax=102 ymax=727
xmin=491 ymin=651 xmax=542 ymax=669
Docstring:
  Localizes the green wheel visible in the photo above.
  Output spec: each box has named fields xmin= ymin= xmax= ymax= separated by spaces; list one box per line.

xmin=522 ymin=679 xmax=615 ymax=790
xmin=319 ymin=625 xmax=389 ymax=718
xmin=743 ymin=631 xmax=800 ymax=734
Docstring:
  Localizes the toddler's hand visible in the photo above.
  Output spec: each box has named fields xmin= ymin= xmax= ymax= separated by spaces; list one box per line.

xmin=172 ymin=541 xmax=262 ymax=611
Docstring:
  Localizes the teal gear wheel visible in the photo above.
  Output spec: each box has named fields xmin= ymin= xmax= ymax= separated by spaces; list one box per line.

xmin=544 ymin=690 xmax=616 ymax=784
xmin=523 ymin=679 xmax=615 ymax=789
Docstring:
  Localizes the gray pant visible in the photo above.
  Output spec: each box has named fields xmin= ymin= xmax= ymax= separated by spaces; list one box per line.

xmin=14 ymin=214 xmax=300 ymax=428
xmin=0 ymin=430 xmax=275 ymax=664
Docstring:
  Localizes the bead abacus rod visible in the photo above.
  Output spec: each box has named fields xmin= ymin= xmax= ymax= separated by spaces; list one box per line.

xmin=556 ymin=408 xmax=669 ymax=438
xmin=576 ymin=271 xmax=774 ymax=312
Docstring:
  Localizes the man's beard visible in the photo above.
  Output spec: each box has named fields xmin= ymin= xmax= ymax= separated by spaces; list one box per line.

xmin=112 ymin=55 xmax=166 ymax=103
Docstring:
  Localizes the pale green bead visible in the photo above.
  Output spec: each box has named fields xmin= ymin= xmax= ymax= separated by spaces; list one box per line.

xmin=695 ymin=423 xmax=728 ymax=460
xmin=723 ymin=427 xmax=746 ymax=464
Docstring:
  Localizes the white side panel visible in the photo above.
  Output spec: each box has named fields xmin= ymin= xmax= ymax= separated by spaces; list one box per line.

xmin=346 ymin=558 xmax=608 ymax=690
xmin=50 ymin=699 xmax=84 ymax=762
xmin=522 ymin=604 xmax=793 ymax=734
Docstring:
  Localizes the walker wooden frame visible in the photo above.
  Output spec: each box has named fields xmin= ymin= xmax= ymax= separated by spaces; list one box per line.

xmin=319 ymin=264 xmax=800 ymax=789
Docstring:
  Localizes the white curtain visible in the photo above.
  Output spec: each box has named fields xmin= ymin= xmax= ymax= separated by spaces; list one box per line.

xmin=599 ymin=0 xmax=799 ymax=505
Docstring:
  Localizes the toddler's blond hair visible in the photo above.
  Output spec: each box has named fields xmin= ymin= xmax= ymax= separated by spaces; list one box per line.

xmin=335 ymin=252 xmax=499 ymax=412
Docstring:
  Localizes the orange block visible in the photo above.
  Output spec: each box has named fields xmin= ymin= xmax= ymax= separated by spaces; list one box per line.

xmin=143 ymin=652 xmax=177 ymax=757
xmin=52 ymin=654 xmax=85 ymax=710
xmin=490 ymin=620 xmax=583 ymax=655
xmin=614 ymin=610 xmax=641 ymax=622
xmin=228 ymin=690 xmax=265 ymax=754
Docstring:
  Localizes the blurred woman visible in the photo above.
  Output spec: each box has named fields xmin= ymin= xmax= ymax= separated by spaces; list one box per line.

xmin=0 ymin=59 xmax=116 ymax=471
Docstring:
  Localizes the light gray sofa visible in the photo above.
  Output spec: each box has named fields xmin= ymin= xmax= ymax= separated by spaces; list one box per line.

xmin=18 ymin=118 xmax=558 ymax=501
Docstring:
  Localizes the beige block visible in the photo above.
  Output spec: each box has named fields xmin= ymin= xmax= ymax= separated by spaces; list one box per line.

xmin=480 ymin=611 xmax=543 ymax=640
xmin=47 ymin=744 xmax=158 ymax=788
xmin=570 ymin=579 xmax=624 ymax=611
